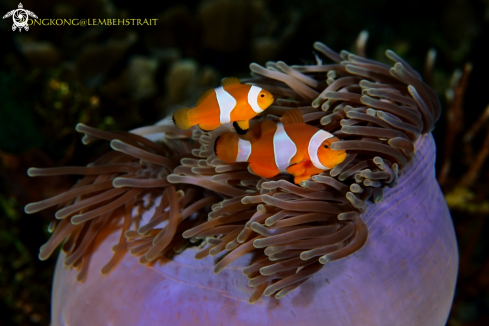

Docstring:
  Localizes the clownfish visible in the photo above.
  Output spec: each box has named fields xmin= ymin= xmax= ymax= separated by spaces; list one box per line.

xmin=173 ymin=77 xmax=274 ymax=134
xmin=215 ymin=109 xmax=347 ymax=184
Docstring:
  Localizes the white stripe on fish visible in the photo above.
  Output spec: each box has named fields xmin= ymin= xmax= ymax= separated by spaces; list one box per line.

xmin=308 ymin=129 xmax=334 ymax=170
xmin=247 ymin=85 xmax=264 ymax=114
xmin=215 ymin=87 xmax=237 ymax=124
xmin=236 ymin=138 xmax=252 ymax=162
xmin=273 ymin=122 xmax=297 ymax=172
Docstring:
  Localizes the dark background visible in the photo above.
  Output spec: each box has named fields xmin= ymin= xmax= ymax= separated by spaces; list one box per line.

xmin=1 ymin=0 xmax=488 ymax=325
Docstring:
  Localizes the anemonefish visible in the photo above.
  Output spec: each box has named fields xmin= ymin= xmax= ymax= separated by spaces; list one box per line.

xmin=172 ymin=77 xmax=274 ymax=134
xmin=215 ymin=109 xmax=347 ymax=184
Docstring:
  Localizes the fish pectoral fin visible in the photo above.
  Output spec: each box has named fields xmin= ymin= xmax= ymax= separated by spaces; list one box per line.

xmin=287 ymin=162 xmax=312 ymax=184
xmin=290 ymin=155 xmax=306 ymax=165
xmin=248 ymin=162 xmax=279 ymax=179
xmin=233 ymin=120 xmax=249 ymax=134
xmin=294 ymin=174 xmax=311 ymax=184
xmin=286 ymin=162 xmax=306 ymax=176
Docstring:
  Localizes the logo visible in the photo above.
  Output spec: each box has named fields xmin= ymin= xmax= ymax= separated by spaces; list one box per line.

xmin=3 ymin=3 xmax=38 ymax=32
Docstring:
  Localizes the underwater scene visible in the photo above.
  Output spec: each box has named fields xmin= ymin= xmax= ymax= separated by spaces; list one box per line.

xmin=1 ymin=0 xmax=488 ymax=325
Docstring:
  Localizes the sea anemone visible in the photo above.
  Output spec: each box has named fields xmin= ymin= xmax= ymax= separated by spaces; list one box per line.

xmin=26 ymin=41 xmax=457 ymax=326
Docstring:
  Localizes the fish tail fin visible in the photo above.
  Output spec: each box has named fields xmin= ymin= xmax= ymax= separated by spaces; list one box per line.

xmin=198 ymin=122 xmax=221 ymax=132
xmin=173 ymin=108 xmax=194 ymax=130
xmin=215 ymin=132 xmax=239 ymax=162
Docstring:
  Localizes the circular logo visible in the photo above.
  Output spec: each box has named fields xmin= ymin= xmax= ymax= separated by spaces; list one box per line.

xmin=3 ymin=3 xmax=38 ymax=32
xmin=13 ymin=9 xmax=28 ymax=28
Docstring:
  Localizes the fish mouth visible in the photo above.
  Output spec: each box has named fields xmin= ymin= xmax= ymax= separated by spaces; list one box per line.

xmin=335 ymin=151 xmax=348 ymax=164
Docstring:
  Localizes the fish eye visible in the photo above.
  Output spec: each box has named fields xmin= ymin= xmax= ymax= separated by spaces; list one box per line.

xmin=260 ymin=94 xmax=265 ymax=97
xmin=324 ymin=145 xmax=329 ymax=149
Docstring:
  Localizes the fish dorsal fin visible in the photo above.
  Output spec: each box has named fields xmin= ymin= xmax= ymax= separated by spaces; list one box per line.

xmin=221 ymin=77 xmax=241 ymax=88
xmin=193 ymin=78 xmax=242 ymax=107
xmin=244 ymin=120 xmax=262 ymax=141
xmin=196 ymin=88 xmax=215 ymax=106
xmin=280 ymin=109 xmax=304 ymax=125
xmin=260 ymin=120 xmax=277 ymax=134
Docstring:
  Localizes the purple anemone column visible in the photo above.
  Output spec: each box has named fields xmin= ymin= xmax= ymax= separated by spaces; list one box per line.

xmin=51 ymin=133 xmax=458 ymax=326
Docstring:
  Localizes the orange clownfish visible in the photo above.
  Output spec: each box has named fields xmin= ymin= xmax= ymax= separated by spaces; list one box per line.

xmin=173 ymin=77 xmax=274 ymax=134
xmin=215 ymin=109 xmax=347 ymax=184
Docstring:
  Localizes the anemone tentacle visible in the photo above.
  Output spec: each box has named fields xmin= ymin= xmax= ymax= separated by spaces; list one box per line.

xmin=26 ymin=42 xmax=457 ymax=325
